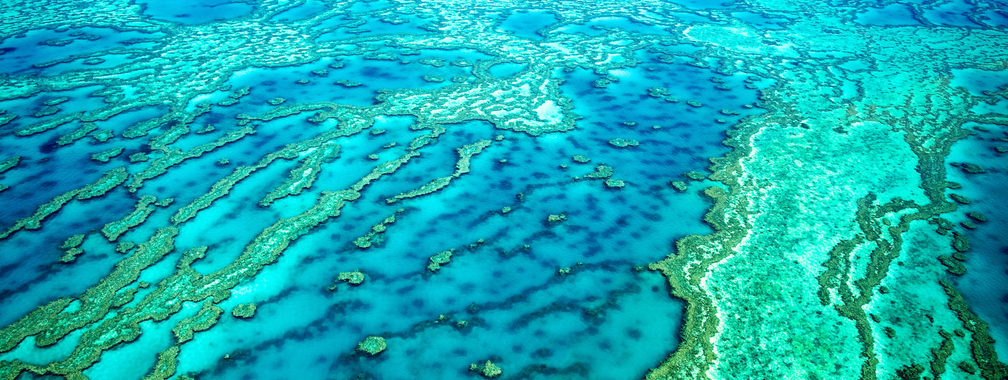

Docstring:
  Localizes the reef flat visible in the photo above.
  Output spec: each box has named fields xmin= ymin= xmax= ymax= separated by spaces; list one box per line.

xmin=0 ymin=0 xmax=1007 ymax=379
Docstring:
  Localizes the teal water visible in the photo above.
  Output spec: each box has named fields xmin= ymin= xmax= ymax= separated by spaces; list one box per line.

xmin=1 ymin=1 xmax=1007 ymax=379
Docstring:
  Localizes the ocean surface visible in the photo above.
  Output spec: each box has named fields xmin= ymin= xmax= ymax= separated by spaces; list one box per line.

xmin=0 ymin=0 xmax=1006 ymax=379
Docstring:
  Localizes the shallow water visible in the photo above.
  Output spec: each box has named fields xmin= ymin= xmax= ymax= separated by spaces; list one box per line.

xmin=1 ymin=1 xmax=1007 ymax=379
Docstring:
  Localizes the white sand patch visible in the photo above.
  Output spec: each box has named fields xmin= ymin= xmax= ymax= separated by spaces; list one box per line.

xmin=534 ymin=100 xmax=562 ymax=124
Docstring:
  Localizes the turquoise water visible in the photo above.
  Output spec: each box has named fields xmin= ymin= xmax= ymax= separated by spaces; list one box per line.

xmin=0 ymin=28 xmax=162 ymax=75
xmin=488 ymin=62 xmax=527 ymax=79
xmin=499 ymin=10 xmax=558 ymax=39
xmin=855 ymin=4 xmax=920 ymax=26
xmin=1 ymin=1 xmax=1007 ymax=379
xmin=554 ymin=17 xmax=670 ymax=36
xmin=947 ymin=123 xmax=1008 ymax=360
xmin=136 ymin=0 xmax=253 ymax=24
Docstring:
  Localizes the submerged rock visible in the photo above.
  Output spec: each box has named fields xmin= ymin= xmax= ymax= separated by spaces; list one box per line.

xmin=427 ymin=250 xmax=454 ymax=272
xmin=232 ymin=303 xmax=257 ymax=319
xmin=546 ymin=213 xmax=566 ymax=225
xmin=357 ymin=336 xmax=387 ymax=356
xmin=604 ymin=178 xmax=625 ymax=189
xmin=338 ymin=270 xmax=366 ymax=286
xmin=959 ymin=162 xmax=986 ymax=174
xmin=607 ymin=138 xmax=639 ymax=148
xmin=469 ymin=360 xmax=502 ymax=378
